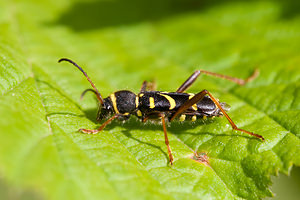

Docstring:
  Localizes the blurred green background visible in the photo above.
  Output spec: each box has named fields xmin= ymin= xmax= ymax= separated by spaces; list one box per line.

xmin=268 ymin=166 xmax=300 ymax=200
xmin=0 ymin=0 xmax=299 ymax=199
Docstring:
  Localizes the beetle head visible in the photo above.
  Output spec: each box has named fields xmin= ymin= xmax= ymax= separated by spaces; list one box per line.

xmin=96 ymin=97 xmax=114 ymax=121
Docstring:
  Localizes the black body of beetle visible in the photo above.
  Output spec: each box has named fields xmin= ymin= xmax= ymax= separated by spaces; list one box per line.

xmin=100 ymin=90 xmax=229 ymax=122
xmin=58 ymin=58 xmax=264 ymax=165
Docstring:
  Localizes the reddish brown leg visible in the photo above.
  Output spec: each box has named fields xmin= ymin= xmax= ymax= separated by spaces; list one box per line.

xmin=160 ymin=114 xmax=174 ymax=165
xmin=170 ymin=90 xmax=264 ymax=141
xmin=205 ymin=91 xmax=264 ymax=141
xmin=142 ymin=113 xmax=174 ymax=164
xmin=142 ymin=116 xmax=149 ymax=123
xmin=140 ymin=80 xmax=157 ymax=93
xmin=177 ymin=69 xmax=259 ymax=93
xmin=80 ymin=115 xmax=118 ymax=134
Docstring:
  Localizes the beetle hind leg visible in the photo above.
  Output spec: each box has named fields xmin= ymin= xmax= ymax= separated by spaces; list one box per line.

xmin=176 ymin=69 xmax=259 ymax=93
xmin=170 ymin=90 xmax=264 ymax=141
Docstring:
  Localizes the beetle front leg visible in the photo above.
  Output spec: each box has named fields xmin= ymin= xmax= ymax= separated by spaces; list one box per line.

xmin=80 ymin=114 xmax=119 ymax=134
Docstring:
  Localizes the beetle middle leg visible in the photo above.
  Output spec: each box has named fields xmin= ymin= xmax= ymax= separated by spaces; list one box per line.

xmin=160 ymin=113 xmax=174 ymax=165
xmin=176 ymin=69 xmax=259 ymax=93
xmin=142 ymin=112 xmax=174 ymax=165
xmin=170 ymin=90 xmax=264 ymax=140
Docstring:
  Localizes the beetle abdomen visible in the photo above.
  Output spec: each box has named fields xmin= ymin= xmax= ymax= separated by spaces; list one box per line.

xmin=138 ymin=91 xmax=218 ymax=116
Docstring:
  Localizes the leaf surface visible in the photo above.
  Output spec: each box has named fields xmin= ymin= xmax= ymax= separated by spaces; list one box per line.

xmin=0 ymin=1 xmax=299 ymax=199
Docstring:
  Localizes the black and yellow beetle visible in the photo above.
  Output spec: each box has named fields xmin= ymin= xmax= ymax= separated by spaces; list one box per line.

xmin=59 ymin=58 xmax=264 ymax=165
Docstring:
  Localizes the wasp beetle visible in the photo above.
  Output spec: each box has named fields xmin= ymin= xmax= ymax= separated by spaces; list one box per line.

xmin=59 ymin=58 xmax=264 ymax=165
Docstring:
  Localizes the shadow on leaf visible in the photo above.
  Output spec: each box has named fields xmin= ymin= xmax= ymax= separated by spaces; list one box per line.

xmin=52 ymin=0 xmax=300 ymax=31
xmin=53 ymin=0 xmax=205 ymax=31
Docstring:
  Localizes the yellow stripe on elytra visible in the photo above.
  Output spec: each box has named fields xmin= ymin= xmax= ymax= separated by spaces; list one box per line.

xmin=135 ymin=96 xmax=139 ymax=108
xmin=188 ymin=94 xmax=198 ymax=111
xmin=160 ymin=93 xmax=176 ymax=110
xmin=149 ymin=97 xmax=155 ymax=109
xmin=110 ymin=93 xmax=119 ymax=114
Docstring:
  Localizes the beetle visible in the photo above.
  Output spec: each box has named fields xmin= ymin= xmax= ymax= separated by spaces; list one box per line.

xmin=59 ymin=58 xmax=264 ymax=165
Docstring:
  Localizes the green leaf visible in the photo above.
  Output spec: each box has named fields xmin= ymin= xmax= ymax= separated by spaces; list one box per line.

xmin=0 ymin=0 xmax=299 ymax=199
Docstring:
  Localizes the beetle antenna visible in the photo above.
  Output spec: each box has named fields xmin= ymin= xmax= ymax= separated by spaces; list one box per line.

xmin=58 ymin=58 xmax=104 ymax=105
xmin=80 ymin=88 xmax=98 ymax=100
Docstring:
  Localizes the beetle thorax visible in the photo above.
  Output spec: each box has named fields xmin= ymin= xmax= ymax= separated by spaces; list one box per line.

xmin=109 ymin=90 xmax=137 ymax=114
